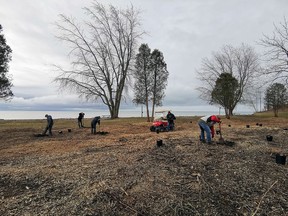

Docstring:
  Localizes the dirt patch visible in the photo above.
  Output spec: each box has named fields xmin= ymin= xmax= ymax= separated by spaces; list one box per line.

xmin=0 ymin=116 xmax=287 ymax=215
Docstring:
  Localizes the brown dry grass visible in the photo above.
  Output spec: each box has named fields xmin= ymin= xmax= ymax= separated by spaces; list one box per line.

xmin=0 ymin=115 xmax=287 ymax=215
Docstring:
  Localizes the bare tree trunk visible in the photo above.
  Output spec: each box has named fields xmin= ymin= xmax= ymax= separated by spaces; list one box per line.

xmin=145 ymin=95 xmax=150 ymax=122
xmin=224 ymin=108 xmax=230 ymax=119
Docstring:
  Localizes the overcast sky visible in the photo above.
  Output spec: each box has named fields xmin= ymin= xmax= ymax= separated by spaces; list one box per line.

xmin=0 ymin=0 xmax=287 ymax=112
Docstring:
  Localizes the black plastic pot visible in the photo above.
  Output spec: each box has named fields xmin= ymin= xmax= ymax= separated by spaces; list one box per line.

xmin=276 ymin=154 xmax=286 ymax=165
xmin=228 ymin=124 xmax=231 ymax=127
xmin=266 ymin=135 xmax=273 ymax=141
xmin=259 ymin=124 xmax=262 ymax=127
xmin=157 ymin=139 xmax=163 ymax=147
xmin=68 ymin=129 xmax=72 ymax=132
xmin=246 ymin=125 xmax=250 ymax=128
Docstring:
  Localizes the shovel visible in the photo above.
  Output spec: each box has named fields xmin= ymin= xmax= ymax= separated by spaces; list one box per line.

xmin=218 ymin=123 xmax=225 ymax=143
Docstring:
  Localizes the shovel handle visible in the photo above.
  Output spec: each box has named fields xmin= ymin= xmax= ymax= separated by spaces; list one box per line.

xmin=219 ymin=122 xmax=223 ymax=136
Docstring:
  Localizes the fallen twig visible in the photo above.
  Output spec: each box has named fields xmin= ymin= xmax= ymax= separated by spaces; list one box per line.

xmin=252 ymin=180 xmax=278 ymax=216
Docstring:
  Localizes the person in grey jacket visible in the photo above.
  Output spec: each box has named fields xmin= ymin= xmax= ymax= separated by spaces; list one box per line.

xmin=91 ymin=116 xmax=101 ymax=134
xmin=43 ymin=114 xmax=54 ymax=136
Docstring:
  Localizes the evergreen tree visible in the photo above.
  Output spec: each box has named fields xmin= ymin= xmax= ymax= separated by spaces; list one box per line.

xmin=211 ymin=73 xmax=239 ymax=118
xmin=0 ymin=24 xmax=13 ymax=100
xmin=264 ymin=83 xmax=287 ymax=117
xmin=133 ymin=44 xmax=152 ymax=121
xmin=150 ymin=49 xmax=169 ymax=120
xmin=133 ymin=46 xmax=169 ymax=121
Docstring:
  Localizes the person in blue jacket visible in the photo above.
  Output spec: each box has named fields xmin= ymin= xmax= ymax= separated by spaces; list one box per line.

xmin=43 ymin=114 xmax=54 ymax=136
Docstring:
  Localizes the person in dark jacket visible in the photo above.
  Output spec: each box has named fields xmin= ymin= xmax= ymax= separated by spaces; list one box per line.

xmin=77 ymin=112 xmax=85 ymax=128
xmin=43 ymin=114 xmax=54 ymax=136
xmin=166 ymin=111 xmax=176 ymax=131
xmin=198 ymin=115 xmax=221 ymax=144
xmin=91 ymin=116 xmax=101 ymax=134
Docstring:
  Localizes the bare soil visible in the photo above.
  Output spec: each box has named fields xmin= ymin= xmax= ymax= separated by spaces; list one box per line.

xmin=0 ymin=116 xmax=287 ymax=215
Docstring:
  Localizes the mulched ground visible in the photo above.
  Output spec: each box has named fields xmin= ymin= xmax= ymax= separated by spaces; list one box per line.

xmin=0 ymin=117 xmax=287 ymax=215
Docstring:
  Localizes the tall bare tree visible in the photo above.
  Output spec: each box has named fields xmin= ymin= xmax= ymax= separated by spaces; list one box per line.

xmin=197 ymin=44 xmax=260 ymax=116
xmin=260 ymin=17 xmax=288 ymax=84
xmin=54 ymin=2 xmax=143 ymax=118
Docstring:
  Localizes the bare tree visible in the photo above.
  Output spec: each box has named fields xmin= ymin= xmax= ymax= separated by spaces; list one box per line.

xmin=260 ymin=17 xmax=288 ymax=84
xmin=197 ymin=44 xmax=260 ymax=116
xmin=54 ymin=2 xmax=143 ymax=118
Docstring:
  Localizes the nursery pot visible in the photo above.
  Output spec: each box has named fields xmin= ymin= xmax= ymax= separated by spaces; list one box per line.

xmin=68 ymin=129 xmax=72 ymax=132
xmin=266 ymin=135 xmax=273 ymax=141
xmin=276 ymin=154 xmax=286 ymax=165
xmin=246 ymin=125 xmax=250 ymax=128
xmin=156 ymin=139 xmax=163 ymax=147
xmin=259 ymin=124 xmax=263 ymax=127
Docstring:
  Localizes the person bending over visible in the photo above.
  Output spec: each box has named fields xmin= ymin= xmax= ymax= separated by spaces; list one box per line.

xmin=43 ymin=114 xmax=54 ymax=136
xmin=91 ymin=116 xmax=101 ymax=134
xmin=198 ymin=115 xmax=221 ymax=144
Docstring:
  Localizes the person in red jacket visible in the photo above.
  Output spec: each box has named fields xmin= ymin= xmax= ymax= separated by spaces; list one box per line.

xmin=198 ymin=115 xmax=221 ymax=144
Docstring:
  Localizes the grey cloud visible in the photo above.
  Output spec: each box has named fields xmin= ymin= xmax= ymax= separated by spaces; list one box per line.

xmin=0 ymin=0 xmax=287 ymax=111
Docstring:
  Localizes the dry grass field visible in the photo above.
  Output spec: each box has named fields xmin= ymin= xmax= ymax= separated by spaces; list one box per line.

xmin=0 ymin=114 xmax=287 ymax=215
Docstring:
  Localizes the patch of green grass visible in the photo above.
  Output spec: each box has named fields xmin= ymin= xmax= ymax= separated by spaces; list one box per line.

xmin=253 ymin=110 xmax=288 ymax=118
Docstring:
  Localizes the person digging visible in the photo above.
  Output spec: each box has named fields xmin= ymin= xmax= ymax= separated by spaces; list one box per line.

xmin=77 ymin=112 xmax=85 ymax=128
xmin=42 ymin=114 xmax=54 ymax=136
xmin=91 ymin=116 xmax=101 ymax=134
xmin=198 ymin=115 xmax=221 ymax=144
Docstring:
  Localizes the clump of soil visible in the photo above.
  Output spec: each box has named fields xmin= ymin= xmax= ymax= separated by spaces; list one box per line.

xmin=0 ymin=116 xmax=287 ymax=215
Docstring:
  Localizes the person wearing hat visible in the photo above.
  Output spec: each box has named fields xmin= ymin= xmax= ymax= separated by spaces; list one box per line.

xmin=77 ymin=112 xmax=85 ymax=128
xmin=91 ymin=116 xmax=101 ymax=134
xmin=43 ymin=114 xmax=54 ymax=136
xmin=198 ymin=115 xmax=221 ymax=144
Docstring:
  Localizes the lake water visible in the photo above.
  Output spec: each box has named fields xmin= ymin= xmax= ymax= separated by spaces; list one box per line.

xmin=0 ymin=106 xmax=254 ymax=120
